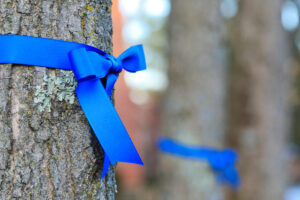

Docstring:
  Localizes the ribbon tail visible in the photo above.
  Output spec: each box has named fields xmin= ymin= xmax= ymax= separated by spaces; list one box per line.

xmin=221 ymin=165 xmax=241 ymax=189
xmin=101 ymin=153 xmax=110 ymax=179
xmin=105 ymin=73 xmax=119 ymax=97
xmin=101 ymin=74 xmax=120 ymax=178
xmin=76 ymin=78 xmax=143 ymax=166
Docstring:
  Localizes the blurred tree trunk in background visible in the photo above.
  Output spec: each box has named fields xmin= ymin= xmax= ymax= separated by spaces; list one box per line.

xmin=159 ymin=0 xmax=227 ymax=199
xmin=0 ymin=0 xmax=116 ymax=199
xmin=226 ymin=0 xmax=291 ymax=199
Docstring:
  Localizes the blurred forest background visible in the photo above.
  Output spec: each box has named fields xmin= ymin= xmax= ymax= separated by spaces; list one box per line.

xmin=112 ymin=0 xmax=300 ymax=199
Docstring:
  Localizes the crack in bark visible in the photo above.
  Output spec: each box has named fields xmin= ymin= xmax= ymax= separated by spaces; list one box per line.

xmin=66 ymin=134 xmax=76 ymax=197
xmin=9 ymin=65 xmax=18 ymax=199
xmin=46 ymin=141 xmax=55 ymax=200
xmin=0 ymin=64 xmax=14 ymax=194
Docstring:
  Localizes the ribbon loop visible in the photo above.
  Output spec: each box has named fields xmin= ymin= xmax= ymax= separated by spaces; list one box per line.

xmin=69 ymin=47 xmax=96 ymax=81
xmin=118 ymin=45 xmax=146 ymax=72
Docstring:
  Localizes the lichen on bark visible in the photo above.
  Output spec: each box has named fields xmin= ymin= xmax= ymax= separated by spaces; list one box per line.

xmin=0 ymin=0 xmax=116 ymax=199
xmin=34 ymin=71 xmax=77 ymax=112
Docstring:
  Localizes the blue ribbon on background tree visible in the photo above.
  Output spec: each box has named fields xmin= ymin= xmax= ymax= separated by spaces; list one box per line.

xmin=0 ymin=35 xmax=145 ymax=178
xmin=158 ymin=137 xmax=240 ymax=189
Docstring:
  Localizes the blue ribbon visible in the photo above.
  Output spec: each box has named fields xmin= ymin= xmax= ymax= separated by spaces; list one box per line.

xmin=158 ymin=137 xmax=240 ymax=189
xmin=0 ymin=35 xmax=145 ymax=178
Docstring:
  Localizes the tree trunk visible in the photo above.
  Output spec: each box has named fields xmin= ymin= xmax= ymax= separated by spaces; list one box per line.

xmin=226 ymin=0 xmax=290 ymax=199
xmin=159 ymin=0 xmax=227 ymax=199
xmin=0 ymin=0 xmax=116 ymax=199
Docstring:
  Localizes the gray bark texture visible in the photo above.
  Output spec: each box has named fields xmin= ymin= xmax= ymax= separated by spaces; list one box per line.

xmin=159 ymin=0 xmax=227 ymax=199
xmin=0 ymin=0 xmax=117 ymax=199
xmin=226 ymin=0 xmax=290 ymax=199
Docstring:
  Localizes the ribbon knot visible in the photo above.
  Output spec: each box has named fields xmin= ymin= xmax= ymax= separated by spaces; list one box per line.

xmin=105 ymin=54 xmax=123 ymax=74
xmin=0 ymin=35 xmax=146 ymax=179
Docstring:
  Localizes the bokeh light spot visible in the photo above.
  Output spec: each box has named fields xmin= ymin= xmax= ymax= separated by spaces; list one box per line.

xmin=144 ymin=0 xmax=171 ymax=18
xmin=220 ymin=0 xmax=238 ymax=19
xmin=281 ymin=1 xmax=299 ymax=32
xmin=123 ymin=19 xmax=150 ymax=43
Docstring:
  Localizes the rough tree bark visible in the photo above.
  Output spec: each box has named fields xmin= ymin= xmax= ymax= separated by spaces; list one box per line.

xmin=159 ymin=0 xmax=227 ymax=199
xmin=226 ymin=0 xmax=290 ymax=199
xmin=0 ymin=0 xmax=116 ymax=199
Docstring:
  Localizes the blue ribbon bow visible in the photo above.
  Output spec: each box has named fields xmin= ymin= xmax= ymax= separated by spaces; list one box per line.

xmin=0 ymin=35 xmax=145 ymax=178
xmin=158 ymin=137 xmax=240 ymax=189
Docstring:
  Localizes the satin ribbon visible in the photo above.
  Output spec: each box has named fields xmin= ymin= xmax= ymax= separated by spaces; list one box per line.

xmin=158 ymin=137 xmax=240 ymax=189
xmin=0 ymin=35 xmax=145 ymax=178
